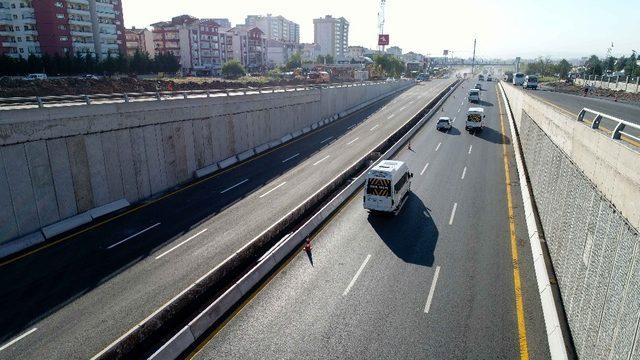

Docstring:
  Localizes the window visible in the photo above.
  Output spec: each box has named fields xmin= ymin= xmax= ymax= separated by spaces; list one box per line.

xmin=56 ymin=13 xmax=65 ymax=19
xmin=55 ymin=2 xmax=63 ymax=7
xmin=60 ymin=36 xmax=68 ymax=41
xmin=394 ymin=173 xmax=409 ymax=193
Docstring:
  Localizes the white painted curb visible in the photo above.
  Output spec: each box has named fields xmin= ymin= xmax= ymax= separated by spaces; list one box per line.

xmin=498 ymin=82 xmax=570 ymax=360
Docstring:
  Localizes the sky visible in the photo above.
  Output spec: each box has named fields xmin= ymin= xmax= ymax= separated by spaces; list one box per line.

xmin=122 ymin=0 xmax=639 ymax=60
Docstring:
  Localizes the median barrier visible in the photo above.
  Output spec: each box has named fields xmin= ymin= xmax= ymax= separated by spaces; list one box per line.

xmin=236 ymin=149 xmax=255 ymax=162
xmin=217 ymin=156 xmax=238 ymax=170
xmin=253 ymin=143 xmax=270 ymax=154
xmin=89 ymin=199 xmax=130 ymax=219
xmin=41 ymin=212 xmax=92 ymax=239
xmin=0 ymin=231 xmax=44 ymax=258
xmin=146 ymin=80 xmax=460 ymax=360
xmin=194 ymin=164 xmax=219 ymax=179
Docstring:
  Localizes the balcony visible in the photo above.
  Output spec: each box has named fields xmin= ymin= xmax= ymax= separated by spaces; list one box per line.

xmin=71 ymin=30 xmax=93 ymax=37
xmin=69 ymin=19 xmax=92 ymax=26
xmin=68 ymin=0 xmax=90 ymax=4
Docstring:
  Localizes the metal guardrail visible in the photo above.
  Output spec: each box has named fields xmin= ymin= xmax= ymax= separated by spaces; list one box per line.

xmin=578 ymin=107 xmax=640 ymax=143
xmin=0 ymin=80 xmax=406 ymax=109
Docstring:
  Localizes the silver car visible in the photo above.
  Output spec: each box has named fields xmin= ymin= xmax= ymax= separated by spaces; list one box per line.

xmin=436 ymin=117 xmax=452 ymax=131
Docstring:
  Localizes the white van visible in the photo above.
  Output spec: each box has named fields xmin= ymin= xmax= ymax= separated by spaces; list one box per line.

xmin=523 ymin=75 xmax=538 ymax=89
xmin=468 ymin=88 xmax=480 ymax=103
xmin=513 ymin=73 xmax=525 ymax=86
xmin=465 ymin=107 xmax=485 ymax=133
xmin=363 ymin=160 xmax=413 ymax=214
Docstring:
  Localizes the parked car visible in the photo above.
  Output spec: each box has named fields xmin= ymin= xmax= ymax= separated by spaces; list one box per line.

xmin=436 ymin=117 xmax=453 ymax=131
xmin=475 ymin=83 xmax=482 ymax=90
xmin=522 ymin=75 xmax=538 ymax=89
xmin=24 ymin=73 xmax=47 ymax=81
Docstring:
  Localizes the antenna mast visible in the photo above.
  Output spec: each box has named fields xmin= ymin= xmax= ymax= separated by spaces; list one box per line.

xmin=378 ymin=0 xmax=386 ymax=52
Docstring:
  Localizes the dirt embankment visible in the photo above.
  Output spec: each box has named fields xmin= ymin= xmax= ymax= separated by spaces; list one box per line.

xmin=543 ymin=81 xmax=640 ymax=104
xmin=0 ymin=77 xmax=327 ymax=98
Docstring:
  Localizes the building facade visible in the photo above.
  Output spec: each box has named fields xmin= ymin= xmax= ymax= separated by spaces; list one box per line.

xmin=152 ymin=15 xmax=232 ymax=75
xmin=0 ymin=0 xmax=126 ymax=59
xmin=313 ymin=15 xmax=348 ymax=60
xmin=245 ymin=14 xmax=299 ymax=45
xmin=299 ymin=42 xmax=320 ymax=63
xmin=227 ymin=25 xmax=265 ymax=72
xmin=386 ymin=46 xmax=402 ymax=57
xmin=125 ymin=27 xmax=154 ymax=57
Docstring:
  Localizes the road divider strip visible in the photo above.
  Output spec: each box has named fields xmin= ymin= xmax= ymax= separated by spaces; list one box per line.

xmin=95 ymin=80 xmax=460 ymax=360
xmin=107 ymin=223 xmax=161 ymax=250
xmin=220 ymin=179 xmax=249 ymax=194
xmin=259 ymin=182 xmax=287 ymax=198
xmin=498 ymin=82 xmax=571 ymax=360
xmin=448 ymin=203 xmax=457 ymax=225
xmin=424 ymin=266 xmax=441 ymax=314
xmin=420 ymin=162 xmax=429 ymax=176
xmin=281 ymin=153 xmax=300 ymax=163
xmin=343 ymin=254 xmax=372 ymax=296
xmin=155 ymin=229 xmax=208 ymax=260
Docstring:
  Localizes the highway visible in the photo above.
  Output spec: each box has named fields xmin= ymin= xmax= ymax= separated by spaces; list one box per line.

xmin=0 ymin=79 xmax=455 ymax=359
xmin=186 ymin=80 xmax=551 ymax=359
xmin=514 ymin=84 xmax=640 ymax=144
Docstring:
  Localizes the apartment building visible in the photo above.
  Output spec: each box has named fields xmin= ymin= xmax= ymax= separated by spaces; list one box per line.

xmin=152 ymin=15 xmax=232 ymax=75
xmin=313 ymin=15 xmax=348 ymax=60
xmin=227 ymin=25 xmax=265 ymax=72
xmin=299 ymin=42 xmax=320 ymax=63
xmin=125 ymin=27 xmax=154 ymax=57
xmin=245 ymin=14 xmax=299 ymax=45
xmin=0 ymin=0 xmax=125 ymax=59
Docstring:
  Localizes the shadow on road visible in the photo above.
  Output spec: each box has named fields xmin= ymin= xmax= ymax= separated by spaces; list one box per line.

xmin=477 ymin=100 xmax=494 ymax=107
xmin=447 ymin=127 xmax=461 ymax=136
xmin=475 ymin=126 xmax=510 ymax=145
xmin=367 ymin=192 xmax=438 ymax=267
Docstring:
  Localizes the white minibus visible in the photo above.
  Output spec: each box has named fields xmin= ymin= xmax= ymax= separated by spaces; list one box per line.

xmin=363 ymin=160 xmax=413 ymax=214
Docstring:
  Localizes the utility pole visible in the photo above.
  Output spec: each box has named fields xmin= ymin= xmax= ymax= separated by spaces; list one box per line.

xmin=471 ymin=38 xmax=476 ymax=75
xmin=378 ymin=0 xmax=386 ymax=53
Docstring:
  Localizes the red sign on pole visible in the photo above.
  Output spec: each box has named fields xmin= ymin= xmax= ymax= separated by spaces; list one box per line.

xmin=378 ymin=34 xmax=389 ymax=46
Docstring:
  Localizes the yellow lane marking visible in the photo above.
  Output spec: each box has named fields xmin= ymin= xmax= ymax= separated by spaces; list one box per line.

xmin=498 ymin=86 xmax=530 ymax=359
xmin=0 ymin=88 xmax=419 ymax=268
xmin=185 ymin=191 xmax=361 ymax=359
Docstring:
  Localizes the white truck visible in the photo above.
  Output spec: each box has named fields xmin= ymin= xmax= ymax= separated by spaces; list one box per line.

xmin=513 ymin=72 xmax=525 ymax=86
xmin=465 ymin=107 xmax=485 ymax=133
xmin=363 ymin=160 xmax=413 ymax=214
xmin=468 ymin=88 xmax=480 ymax=103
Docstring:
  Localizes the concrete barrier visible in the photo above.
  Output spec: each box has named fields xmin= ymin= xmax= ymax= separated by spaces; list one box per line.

xmin=146 ymin=80 xmax=460 ymax=360
xmin=0 ymin=231 xmax=44 ymax=258
xmin=194 ymin=164 xmax=219 ymax=179
xmin=88 ymin=199 xmax=130 ymax=219
xmin=501 ymin=81 xmax=640 ymax=359
xmin=41 ymin=212 xmax=92 ymax=239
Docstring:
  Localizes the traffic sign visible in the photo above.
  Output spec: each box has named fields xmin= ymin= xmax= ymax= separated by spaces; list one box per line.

xmin=378 ymin=34 xmax=389 ymax=46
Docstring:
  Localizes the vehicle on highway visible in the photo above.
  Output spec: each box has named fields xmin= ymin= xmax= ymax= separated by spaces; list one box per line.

xmin=486 ymin=75 xmax=493 ymax=82
xmin=468 ymin=88 xmax=480 ymax=103
xmin=522 ymin=75 xmax=538 ymax=89
xmin=436 ymin=117 xmax=453 ymax=131
xmin=307 ymin=71 xmax=330 ymax=83
xmin=513 ymin=72 xmax=525 ymax=86
xmin=416 ymin=73 xmax=430 ymax=82
xmin=474 ymin=83 xmax=482 ymax=90
xmin=465 ymin=107 xmax=485 ymax=133
xmin=364 ymin=160 xmax=413 ymax=214
xmin=478 ymin=74 xmax=484 ymax=81
xmin=503 ymin=71 xmax=514 ymax=82
xmin=24 ymin=73 xmax=47 ymax=81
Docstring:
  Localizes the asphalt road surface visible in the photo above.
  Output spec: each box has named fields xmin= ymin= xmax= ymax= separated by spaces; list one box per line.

xmin=0 ymin=79 xmax=455 ymax=359
xmin=519 ymin=84 xmax=640 ymax=144
xmin=188 ymin=80 xmax=551 ymax=360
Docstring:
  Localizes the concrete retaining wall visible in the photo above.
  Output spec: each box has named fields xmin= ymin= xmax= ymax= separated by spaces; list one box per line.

xmin=502 ymin=82 xmax=640 ymax=359
xmin=574 ymin=78 xmax=640 ymax=94
xmin=0 ymin=81 xmax=412 ymax=248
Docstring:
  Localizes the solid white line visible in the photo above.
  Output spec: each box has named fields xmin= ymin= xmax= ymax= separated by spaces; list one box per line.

xmin=220 ymin=178 xmax=249 ymax=194
xmin=313 ymin=155 xmax=330 ymax=166
xmin=468 ymin=145 xmax=473 ymax=154
xmin=387 ymin=114 xmax=395 ymax=119
xmin=259 ymin=181 xmax=287 ymax=198
xmin=449 ymin=203 xmax=458 ymax=225
xmin=461 ymin=166 xmax=467 ymax=180
xmin=343 ymin=254 xmax=371 ymax=296
xmin=107 ymin=223 xmax=161 ymax=250
xmin=420 ymin=162 xmax=430 ymax=176
xmin=435 ymin=142 xmax=441 ymax=152
xmin=0 ymin=328 xmax=37 ymax=352
xmin=347 ymin=137 xmax=359 ymax=145
xmin=370 ymin=124 xmax=380 ymax=131
xmin=424 ymin=266 xmax=441 ymax=313
xmin=155 ymin=228 xmax=208 ymax=260
xmin=282 ymin=153 xmax=300 ymax=163
xmin=320 ymin=136 xmax=333 ymax=144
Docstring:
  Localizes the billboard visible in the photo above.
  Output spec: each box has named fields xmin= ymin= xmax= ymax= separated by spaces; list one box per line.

xmin=443 ymin=50 xmax=449 ymax=56
xmin=378 ymin=34 xmax=389 ymax=46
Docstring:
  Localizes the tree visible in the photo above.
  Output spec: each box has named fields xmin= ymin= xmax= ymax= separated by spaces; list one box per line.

xmin=221 ymin=60 xmax=246 ymax=79
xmin=373 ymin=54 xmax=405 ymax=77
xmin=285 ymin=52 xmax=302 ymax=70
xmin=585 ymin=55 xmax=603 ymax=76
xmin=325 ymin=54 xmax=334 ymax=64
xmin=316 ymin=55 xmax=325 ymax=64
xmin=557 ymin=59 xmax=571 ymax=79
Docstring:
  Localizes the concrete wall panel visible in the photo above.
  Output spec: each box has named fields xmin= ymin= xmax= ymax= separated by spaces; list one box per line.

xmin=182 ymin=121 xmax=197 ymax=177
xmin=130 ymin=127 xmax=152 ymax=200
xmin=3 ymin=144 xmax=39 ymax=234
xmin=161 ymin=123 xmax=178 ymax=186
xmin=66 ymin=136 xmax=93 ymax=213
xmin=142 ymin=125 xmax=165 ymax=195
xmin=172 ymin=123 xmax=189 ymax=183
xmin=192 ymin=119 xmax=207 ymax=169
xmin=47 ymin=138 xmax=77 ymax=219
xmin=116 ymin=130 xmax=140 ymax=202
xmin=0 ymin=150 xmax=18 ymax=242
xmin=25 ymin=141 xmax=59 ymax=226
xmin=101 ymin=131 xmax=125 ymax=202
xmin=84 ymin=133 xmax=110 ymax=207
